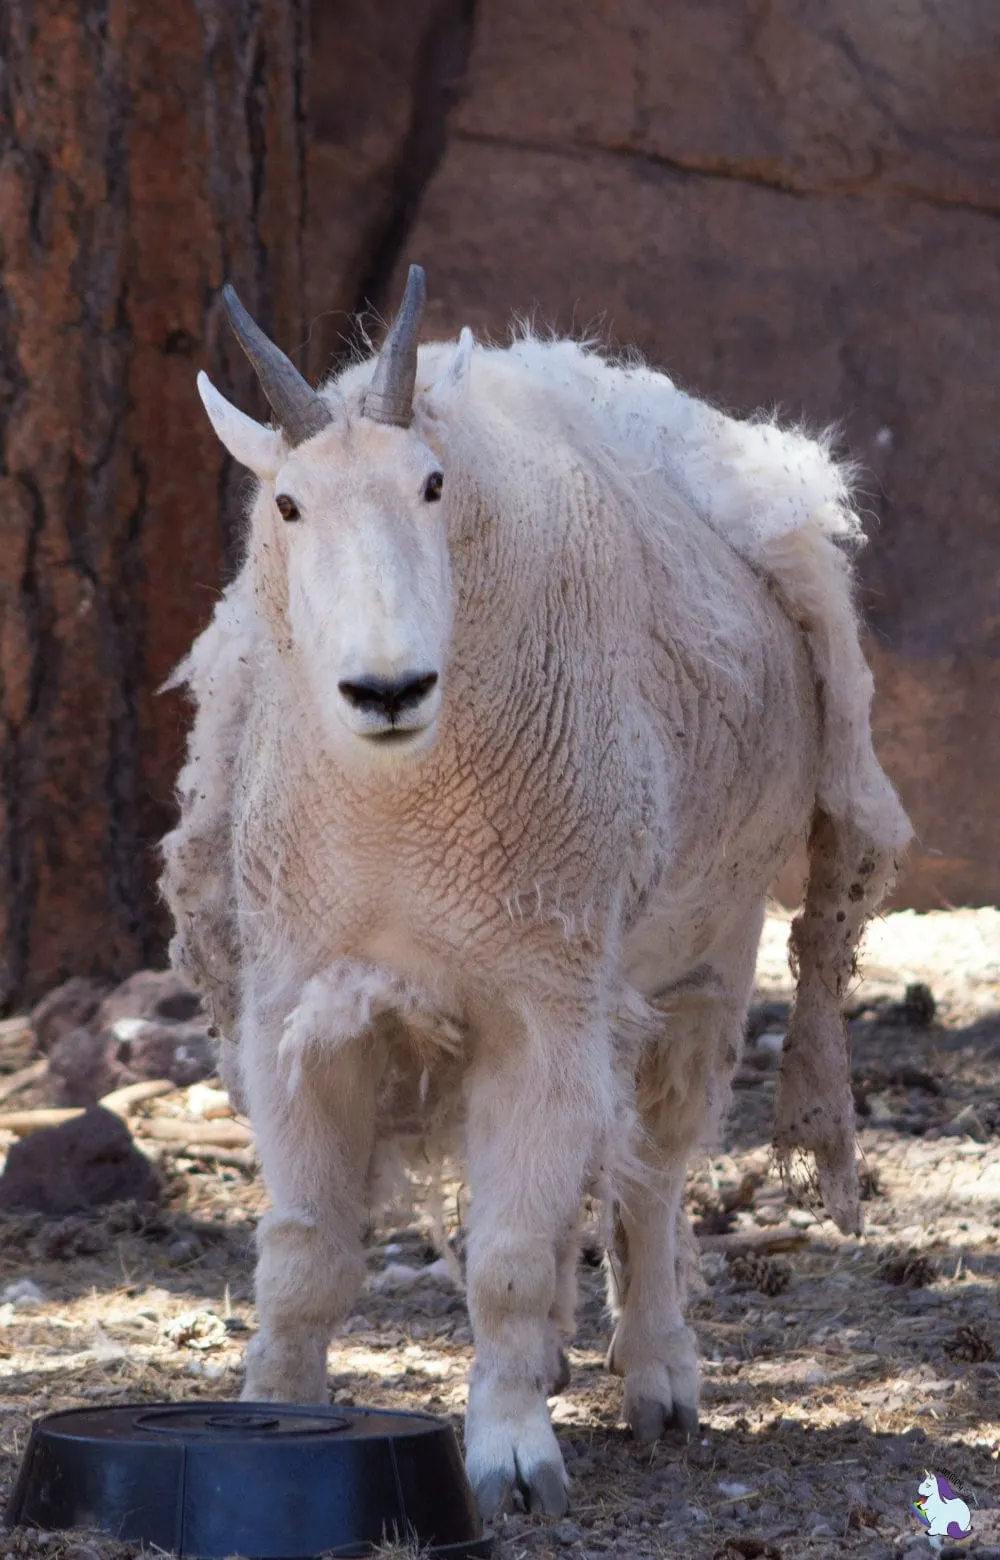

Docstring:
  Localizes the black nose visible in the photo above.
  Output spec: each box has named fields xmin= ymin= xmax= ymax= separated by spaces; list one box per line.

xmin=338 ymin=672 xmax=439 ymax=721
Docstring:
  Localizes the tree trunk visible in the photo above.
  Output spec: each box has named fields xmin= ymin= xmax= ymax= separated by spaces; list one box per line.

xmin=0 ymin=0 xmax=308 ymax=1009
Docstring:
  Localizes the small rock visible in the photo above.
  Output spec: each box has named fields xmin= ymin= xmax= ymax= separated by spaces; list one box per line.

xmin=31 ymin=978 xmax=109 ymax=1053
xmin=98 ymin=969 xmax=203 ymax=1027
xmin=333 ymin=1387 xmax=354 ymax=1405
xmin=0 ymin=1107 xmax=160 ymax=1214
xmin=47 ymin=1027 xmax=115 ymax=1106
xmin=899 ymin=1539 xmax=933 ymax=1560
xmin=699 ymin=1251 xmax=728 ymax=1283
xmin=369 ymin=1257 xmax=455 ymax=1293
xmin=166 ymin=1235 xmax=201 ymax=1266
xmin=552 ymin=1521 xmax=582 ymax=1545
xmin=1 ymin=1278 xmax=45 ymax=1309
xmin=949 ymin=1104 xmax=989 ymax=1142
xmin=756 ymin=1031 xmax=785 ymax=1061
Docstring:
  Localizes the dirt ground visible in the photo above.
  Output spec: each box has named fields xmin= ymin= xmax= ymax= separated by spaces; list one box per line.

xmin=0 ymin=907 xmax=998 ymax=1560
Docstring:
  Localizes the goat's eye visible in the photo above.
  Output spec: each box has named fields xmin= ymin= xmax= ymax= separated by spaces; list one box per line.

xmin=275 ymin=494 xmax=300 ymax=522
xmin=423 ymin=471 xmax=443 ymax=503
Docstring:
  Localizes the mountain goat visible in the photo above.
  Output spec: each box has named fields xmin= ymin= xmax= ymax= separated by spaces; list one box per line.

xmin=161 ymin=265 xmax=910 ymax=1520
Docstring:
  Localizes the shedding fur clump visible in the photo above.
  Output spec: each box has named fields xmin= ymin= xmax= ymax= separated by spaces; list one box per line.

xmin=160 ymin=577 xmax=262 ymax=1111
xmin=775 ymin=809 xmax=903 ymax=1235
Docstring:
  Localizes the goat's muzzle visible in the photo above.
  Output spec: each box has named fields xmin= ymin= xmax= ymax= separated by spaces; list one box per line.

xmin=337 ymin=671 xmax=440 ymax=743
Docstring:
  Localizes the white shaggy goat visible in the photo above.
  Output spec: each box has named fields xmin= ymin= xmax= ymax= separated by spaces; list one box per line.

xmin=161 ymin=266 xmax=910 ymax=1519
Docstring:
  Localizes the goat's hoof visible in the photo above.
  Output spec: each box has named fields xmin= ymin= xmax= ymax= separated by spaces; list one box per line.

xmin=241 ymin=1331 xmax=328 ymax=1404
xmin=626 ymin=1393 xmax=669 ymax=1445
xmin=525 ymin=1459 xmax=570 ymax=1517
xmin=627 ymin=1393 xmax=700 ymax=1443
xmin=549 ymin=1347 xmax=571 ymax=1397
xmin=472 ymin=1459 xmax=569 ymax=1522
xmin=473 ymin=1470 xmax=516 ymax=1522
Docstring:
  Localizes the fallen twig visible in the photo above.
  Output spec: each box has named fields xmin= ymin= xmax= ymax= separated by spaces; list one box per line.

xmin=101 ymin=1078 xmax=175 ymax=1113
xmin=0 ymin=1107 xmax=81 ymax=1133
xmin=136 ymin=1117 xmax=253 ymax=1148
xmin=0 ymin=1078 xmax=177 ymax=1135
xmin=156 ymin=1141 xmax=257 ymax=1171
xmin=698 ymin=1226 xmax=810 ymax=1256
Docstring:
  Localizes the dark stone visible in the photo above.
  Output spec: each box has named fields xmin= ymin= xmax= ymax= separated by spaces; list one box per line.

xmin=48 ymin=1017 xmax=217 ymax=1106
xmin=47 ymin=1026 xmax=115 ymax=1107
xmin=98 ymin=969 xmax=204 ymax=1027
xmin=107 ymin=1018 xmax=217 ymax=1089
xmin=0 ymin=1107 xmax=160 ymax=1215
xmin=31 ymin=978 xmax=110 ymax=1053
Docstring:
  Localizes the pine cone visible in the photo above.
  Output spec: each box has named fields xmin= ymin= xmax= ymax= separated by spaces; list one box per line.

xmin=727 ymin=1253 xmax=792 ymax=1295
xmin=944 ymin=1322 xmax=995 ymax=1363
xmin=875 ymin=1246 xmax=936 ymax=1287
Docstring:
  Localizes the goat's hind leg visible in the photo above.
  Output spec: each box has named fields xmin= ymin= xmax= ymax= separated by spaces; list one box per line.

xmin=609 ymin=923 xmax=761 ymax=1441
xmin=606 ymin=1162 xmax=701 ymax=1441
xmin=240 ymin=972 xmax=384 ymax=1403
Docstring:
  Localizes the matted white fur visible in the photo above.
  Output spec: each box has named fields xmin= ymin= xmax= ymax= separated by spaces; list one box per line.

xmin=161 ymin=316 xmax=910 ymax=1520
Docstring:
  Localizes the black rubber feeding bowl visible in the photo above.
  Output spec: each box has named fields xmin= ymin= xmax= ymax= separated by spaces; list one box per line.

xmin=6 ymin=1401 xmax=489 ymax=1558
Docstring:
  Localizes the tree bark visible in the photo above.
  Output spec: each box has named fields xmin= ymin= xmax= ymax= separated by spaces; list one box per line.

xmin=0 ymin=0 xmax=308 ymax=1009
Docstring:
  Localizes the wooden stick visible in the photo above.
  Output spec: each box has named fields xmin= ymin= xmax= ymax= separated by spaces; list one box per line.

xmin=154 ymin=1140 xmax=256 ymax=1170
xmin=0 ymin=1107 xmax=80 ymax=1133
xmin=0 ymin=1078 xmax=177 ymax=1135
xmin=136 ymin=1117 xmax=252 ymax=1148
xmin=0 ymin=1058 xmax=47 ymax=1105
xmin=698 ymin=1226 xmax=810 ymax=1256
xmin=101 ymin=1078 xmax=175 ymax=1113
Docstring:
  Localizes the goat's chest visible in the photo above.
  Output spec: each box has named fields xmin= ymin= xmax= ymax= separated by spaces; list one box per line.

xmin=233 ymin=715 xmax=640 ymax=975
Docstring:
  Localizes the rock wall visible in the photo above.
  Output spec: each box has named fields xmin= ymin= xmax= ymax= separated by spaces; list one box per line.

xmin=306 ymin=0 xmax=999 ymax=908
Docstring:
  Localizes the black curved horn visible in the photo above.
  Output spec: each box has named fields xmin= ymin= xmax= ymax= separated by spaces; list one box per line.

xmin=221 ymin=284 xmax=333 ymax=447
xmin=361 ymin=265 xmax=427 ymax=428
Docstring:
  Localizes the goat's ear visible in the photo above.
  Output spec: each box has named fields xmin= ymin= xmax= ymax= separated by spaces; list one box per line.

xmin=417 ymin=328 xmax=474 ymax=442
xmin=197 ymin=371 xmax=283 ymax=479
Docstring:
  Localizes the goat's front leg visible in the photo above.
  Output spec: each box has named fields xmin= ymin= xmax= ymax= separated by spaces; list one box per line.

xmin=463 ymin=997 xmax=613 ymax=1520
xmin=239 ymin=969 xmax=386 ymax=1403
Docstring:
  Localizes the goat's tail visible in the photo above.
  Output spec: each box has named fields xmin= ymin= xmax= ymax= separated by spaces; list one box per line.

xmin=773 ymin=807 xmax=905 ymax=1234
